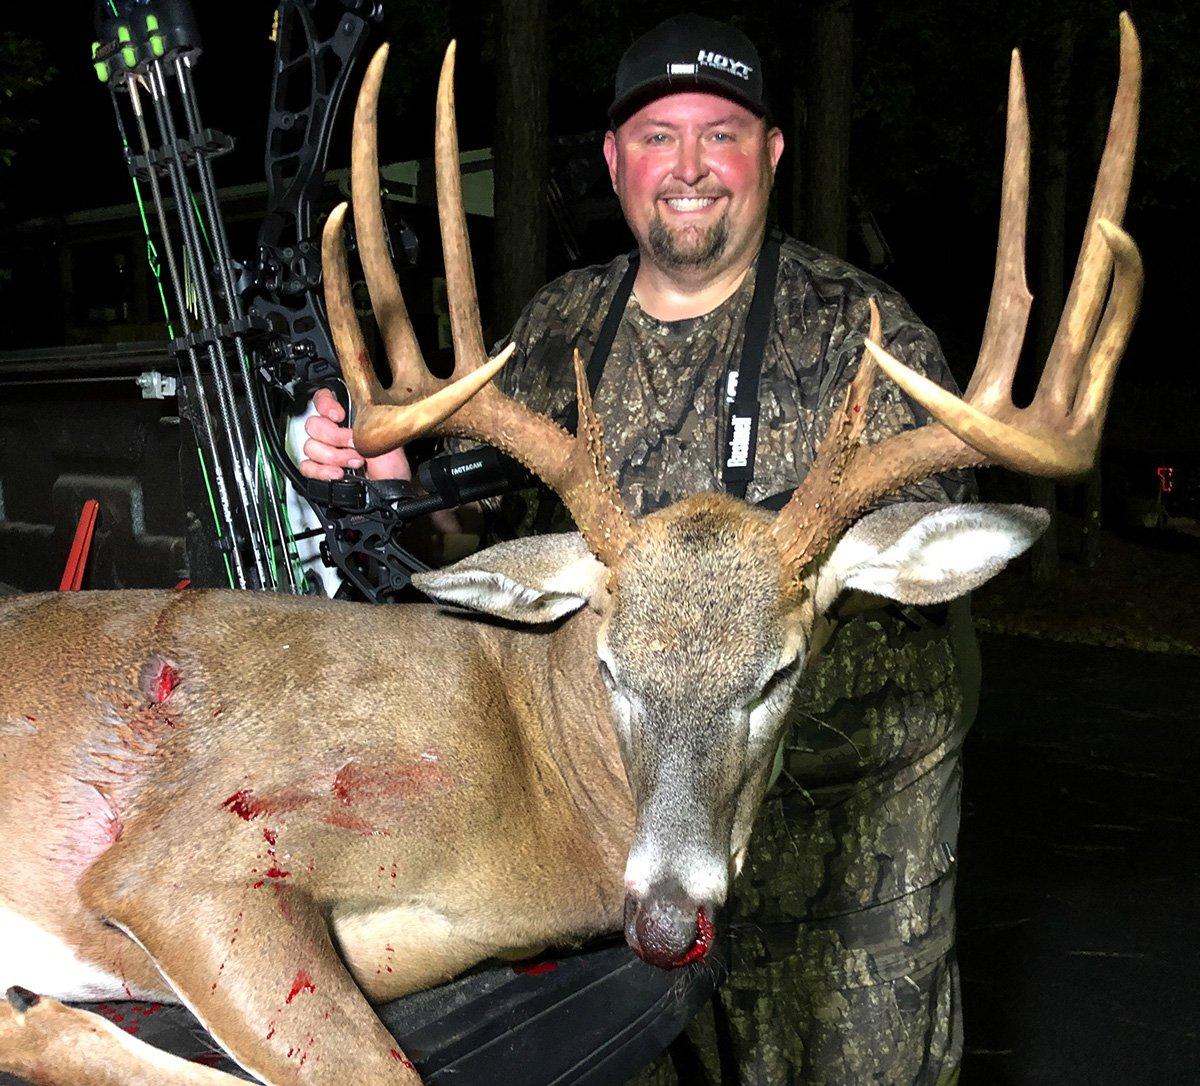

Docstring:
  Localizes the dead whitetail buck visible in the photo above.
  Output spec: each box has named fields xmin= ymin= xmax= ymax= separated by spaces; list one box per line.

xmin=0 ymin=15 xmax=1141 ymax=1086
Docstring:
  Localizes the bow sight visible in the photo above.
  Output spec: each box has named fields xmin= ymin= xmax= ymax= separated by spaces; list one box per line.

xmin=90 ymin=0 xmax=528 ymax=602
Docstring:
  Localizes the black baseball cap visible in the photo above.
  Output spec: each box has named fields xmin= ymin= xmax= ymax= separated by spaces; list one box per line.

xmin=608 ymin=14 xmax=768 ymax=127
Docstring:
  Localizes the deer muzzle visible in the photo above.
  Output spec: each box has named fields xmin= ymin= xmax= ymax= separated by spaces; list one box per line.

xmin=623 ymin=879 xmax=717 ymax=969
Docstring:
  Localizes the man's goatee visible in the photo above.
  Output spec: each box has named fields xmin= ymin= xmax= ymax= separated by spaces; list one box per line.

xmin=647 ymin=210 xmax=730 ymax=271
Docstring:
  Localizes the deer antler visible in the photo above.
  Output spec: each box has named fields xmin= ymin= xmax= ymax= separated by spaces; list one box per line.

xmin=773 ymin=13 xmax=1143 ymax=589
xmin=322 ymin=43 xmax=636 ymax=566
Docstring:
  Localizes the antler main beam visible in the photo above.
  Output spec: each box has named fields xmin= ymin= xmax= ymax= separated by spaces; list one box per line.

xmin=773 ymin=13 xmax=1143 ymax=587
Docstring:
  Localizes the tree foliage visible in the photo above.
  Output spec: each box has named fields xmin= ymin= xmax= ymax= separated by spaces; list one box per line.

xmin=0 ymin=31 xmax=55 ymax=171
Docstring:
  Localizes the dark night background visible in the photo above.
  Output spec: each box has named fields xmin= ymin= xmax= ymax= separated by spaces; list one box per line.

xmin=0 ymin=2 xmax=1197 ymax=1084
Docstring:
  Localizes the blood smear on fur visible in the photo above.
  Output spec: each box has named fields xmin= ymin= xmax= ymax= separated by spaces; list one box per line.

xmin=512 ymin=961 xmax=558 ymax=976
xmin=286 ymin=970 xmax=316 ymax=1004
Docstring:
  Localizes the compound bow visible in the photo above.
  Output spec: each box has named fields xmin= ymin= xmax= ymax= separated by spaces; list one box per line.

xmin=91 ymin=0 xmax=527 ymax=603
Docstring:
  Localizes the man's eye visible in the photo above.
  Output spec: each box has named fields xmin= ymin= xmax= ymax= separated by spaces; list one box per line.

xmin=647 ymin=133 xmax=670 ymax=145
xmin=711 ymin=131 xmax=734 ymax=143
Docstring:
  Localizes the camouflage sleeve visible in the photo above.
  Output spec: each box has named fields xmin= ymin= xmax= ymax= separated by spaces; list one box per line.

xmin=439 ymin=271 xmax=583 ymax=455
xmin=473 ymin=280 xmax=587 ymax=536
xmin=440 ymin=264 xmax=621 ymax=537
xmin=437 ymin=288 xmax=543 ymax=458
xmin=810 ymin=289 xmax=975 ymax=505
xmin=488 ymin=289 xmax=548 ymax=401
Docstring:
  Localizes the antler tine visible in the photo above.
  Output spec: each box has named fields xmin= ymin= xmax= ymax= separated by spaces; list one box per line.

xmin=431 ymin=44 xmax=638 ymax=562
xmin=351 ymin=44 xmax=428 ymax=392
xmin=321 ymin=202 xmax=379 ymax=412
xmin=966 ymin=47 xmax=1033 ymax=411
xmin=425 ymin=42 xmax=635 ymax=563
xmin=1039 ymin=12 xmax=1140 ymax=416
xmin=771 ymin=300 xmax=882 ymax=575
xmin=567 ymin=348 xmax=638 ymax=551
xmin=1072 ymin=218 xmax=1143 ymax=425
xmin=435 ymin=41 xmax=489 ymax=375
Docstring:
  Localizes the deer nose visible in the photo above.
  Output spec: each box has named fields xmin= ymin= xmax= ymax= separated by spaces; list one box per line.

xmin=623 ymin=882 xmax=716 ymax=969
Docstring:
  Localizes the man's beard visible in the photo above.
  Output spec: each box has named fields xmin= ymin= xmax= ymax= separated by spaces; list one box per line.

xmin=647 ymin=205 xmax=730 ymax=270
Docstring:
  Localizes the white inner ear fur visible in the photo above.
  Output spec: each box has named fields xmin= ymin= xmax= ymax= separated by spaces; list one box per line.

xmin=818 ymin=502 xmax=1049 ymax=609
xmin=414 ymin=544 xmax=607 ymax=624
xmin=417 ymin=571 xmax=586 ymax=620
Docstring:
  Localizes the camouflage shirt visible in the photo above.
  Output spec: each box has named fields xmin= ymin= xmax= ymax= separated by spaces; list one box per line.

xmin=481 ymin=233 xmax=971 ymax=535
xmin=481 ymin=235 xmax=975 ymax=1084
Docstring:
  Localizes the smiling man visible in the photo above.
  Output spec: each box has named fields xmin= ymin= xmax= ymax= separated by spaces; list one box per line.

xmin=302 ymin=14 xmax=974 ymax=1085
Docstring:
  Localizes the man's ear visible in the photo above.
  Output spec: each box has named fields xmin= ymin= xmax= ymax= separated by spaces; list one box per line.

xmin=603 ymin=129 xmax=619 ymax=191
xmin=816 ymin=502 xmax=1049 ymax=610
xmin=411 ymin=533 xmax=606 ymax=624
xmin=766 ymin=125 xmax=785 ymax=174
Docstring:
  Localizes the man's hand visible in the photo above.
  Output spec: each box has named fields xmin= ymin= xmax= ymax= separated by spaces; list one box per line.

xmin=299 ymin=388 xmax=412 ymax=481
xmin=298 ymin=388 xmax=478 ymax=554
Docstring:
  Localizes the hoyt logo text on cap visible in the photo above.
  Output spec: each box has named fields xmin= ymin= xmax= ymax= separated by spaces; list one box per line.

xmin=670 ymin=50 xmax=754 ymax=81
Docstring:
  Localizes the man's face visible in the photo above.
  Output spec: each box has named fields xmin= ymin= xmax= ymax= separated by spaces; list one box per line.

xmin=603 ymin=92 xmax=784 ymax=277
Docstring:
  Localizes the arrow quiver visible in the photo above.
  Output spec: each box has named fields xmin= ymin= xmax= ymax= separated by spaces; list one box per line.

xmin=93 ymin=0 xmax=532 ymax=601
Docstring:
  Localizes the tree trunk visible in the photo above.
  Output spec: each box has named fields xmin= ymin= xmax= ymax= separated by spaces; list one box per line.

xmin=1029 ymin=18 xmax=1078 ymax=584
xmin=1080 ymin=465 xmax=1102 ymax=568
xmin=789 ymin=84 xmax=806 ymax=239
xmin=802 ymin=0 xmax=854 ymax=258
xmin=493 ymin=0 xmax=549 ymax=337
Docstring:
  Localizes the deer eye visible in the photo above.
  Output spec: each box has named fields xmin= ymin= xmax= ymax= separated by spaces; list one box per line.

xmin=757 ymin=656 xmax=800 ymax=703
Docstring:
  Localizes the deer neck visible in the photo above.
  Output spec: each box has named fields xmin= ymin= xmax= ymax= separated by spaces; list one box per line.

xmin=527 ymin=609 xmax=634 ymax=874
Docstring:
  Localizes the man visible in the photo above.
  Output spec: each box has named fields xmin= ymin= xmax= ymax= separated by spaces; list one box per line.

xmin=303 ymin=15 xmax=973 ymax=1084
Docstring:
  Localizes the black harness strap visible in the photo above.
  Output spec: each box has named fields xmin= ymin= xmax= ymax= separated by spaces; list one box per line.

xmin=535 ymin=255 xmax=641 ymax=533
xmin=722 ymin=229 xmax=780 ymax=500
xmin=561 ymin=253 xmax=640 ymax=437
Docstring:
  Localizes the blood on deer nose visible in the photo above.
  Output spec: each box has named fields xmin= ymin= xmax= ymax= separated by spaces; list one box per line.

xmin=623 ymin=883 xmax=715 ymax=969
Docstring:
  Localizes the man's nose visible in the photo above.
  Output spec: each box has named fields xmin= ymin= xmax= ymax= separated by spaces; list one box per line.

xmin=671 ymin=138 xmax=707 ymax=186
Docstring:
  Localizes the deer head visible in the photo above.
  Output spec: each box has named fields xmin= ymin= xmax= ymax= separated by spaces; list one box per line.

xmin=323 ymin=18 xmax=1141 ymax=969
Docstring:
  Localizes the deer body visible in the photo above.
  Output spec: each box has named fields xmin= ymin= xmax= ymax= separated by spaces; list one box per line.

xmin=0 ymin=495 xmax=1050 ymax=1085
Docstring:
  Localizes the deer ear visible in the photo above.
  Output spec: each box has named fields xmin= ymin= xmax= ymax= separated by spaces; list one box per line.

xmin=412 ymin=533 xmax=607 ymax=624
xmin=818 ymin=502 xmax=1049 ymax=608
